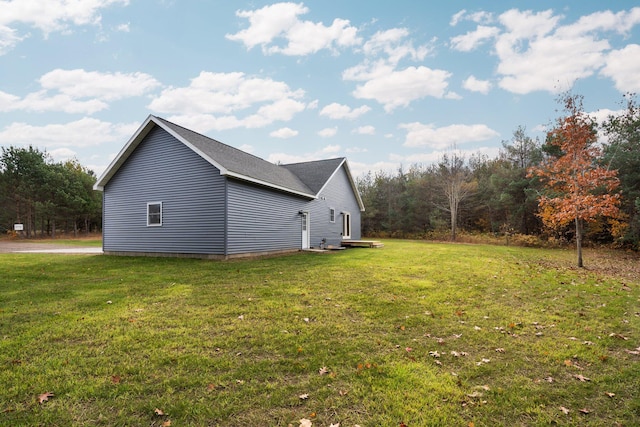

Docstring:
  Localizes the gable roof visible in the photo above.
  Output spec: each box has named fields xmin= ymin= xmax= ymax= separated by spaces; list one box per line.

xmin=94 ymin=115 xmax=364 ymax=210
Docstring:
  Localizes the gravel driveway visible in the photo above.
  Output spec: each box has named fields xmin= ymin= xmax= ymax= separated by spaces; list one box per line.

xmin=0 ymin=241 xmax=102 ymax=254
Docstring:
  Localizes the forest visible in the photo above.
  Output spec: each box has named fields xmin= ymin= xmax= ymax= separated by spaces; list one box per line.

xmin=0 ymin=93 xmax=638 ymax=250
xmin=356 ymin=93 xmax=640 ymax=251
xmin=0 ymin=146 xmax=102 ymax=238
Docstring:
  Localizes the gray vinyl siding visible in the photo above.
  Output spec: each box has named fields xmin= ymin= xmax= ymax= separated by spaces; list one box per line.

xmin=307 ymin=165 xmax=362 ymax=247
xmin=103 ymin=126 xmax=226 ymax=254
xmin=226 ymin=179 xmax=306 ymax=255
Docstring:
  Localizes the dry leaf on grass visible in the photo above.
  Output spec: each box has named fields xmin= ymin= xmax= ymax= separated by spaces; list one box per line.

xmin=579 ymin=408 xmax=591 ymax=414
xmin=560 ymin=406 xmax=570 ymax=414
xmin=318 ymin=366 xmax=329 ymax=375
xmin=299 ymin=393 xmax=309 ymax=400
xmin=38 ymin=392 xmax=54 ymax=404
xmin=574 ymin=374 xmax=591 ymax=382
xmin=299 ymin=418 xmax=312 ymax=427
xmin=154 ymin=408 xmax=166 ymax=416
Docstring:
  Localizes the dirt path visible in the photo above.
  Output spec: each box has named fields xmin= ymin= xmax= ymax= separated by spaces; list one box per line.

xmin=0 ymin=240 xmax=102 ymax=254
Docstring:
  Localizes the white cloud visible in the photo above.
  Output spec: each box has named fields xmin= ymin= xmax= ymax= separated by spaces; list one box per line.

xmin=0 ymin=0 xmax=130 ymax=54
xmin=601 ymin=44 xmax=640 ymax=92
xmin=318 ymin=127 xmax=337 ymax=137
xmin=450 ymin=25 xmax=500 ymax=52
xmin=353 ymin=125 xmax=375 ymax=135
xmin=350 ymin=66 xmax=452 ymax=111
xmin=463 ymin=75 xmax=492 ymax=94
xmin=268 ymin=144 xmax=342 ymax=164
xmin=116 ymin=22 xmax=130 ymax=32
xmin=39 ymin=69 xmax=160 ymax=101
xmin=363 ymin=28 xmax=431 ymax=65
xmin=270 ymin=127 xmax=298 ymax=138
xmin=0 ymin=117 xmax=138 ymax=148
xmin=400 ymin=122 xmax=500 ymax=149
xmin=49 ymin=147 xmax=78 ymax=162
xmin=226 ymin=2 xmax=360 ymax=56
xmin=0 ymin=69 xmax=159 ymax=114
xmin=150 ymin=71 xmax=306 ymax=130
xmin=319 ymin=102 xmax=370 ymax=120
xmin=450 ymin=9 xmax=494 ymax=26
xmin=0 ymin=24 xmax=24 ymax=55
xmin=448 ymin=8 xmax=640 ymax=95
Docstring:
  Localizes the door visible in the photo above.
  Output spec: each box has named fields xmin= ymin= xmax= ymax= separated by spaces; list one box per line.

xmin=342 ymin=212 xmax=351 ymax=239
xmin=301 ymin=212 xmax=310 ymax=249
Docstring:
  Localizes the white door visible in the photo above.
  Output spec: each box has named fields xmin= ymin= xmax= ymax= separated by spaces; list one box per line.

xmin=301 ymin=212 xmax=310 ymax=249
xmin=342 ymin=212 xmax=351 ymax=239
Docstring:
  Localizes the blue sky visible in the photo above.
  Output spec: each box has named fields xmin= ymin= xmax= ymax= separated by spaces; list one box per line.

xmin=1 ymin=1 xmax=639 ymax=178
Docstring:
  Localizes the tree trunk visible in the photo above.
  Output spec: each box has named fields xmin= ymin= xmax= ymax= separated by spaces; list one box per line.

xmin=575 ymin=217 xmax=583 ymax=268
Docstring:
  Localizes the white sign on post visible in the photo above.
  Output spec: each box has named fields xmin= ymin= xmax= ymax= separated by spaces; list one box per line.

xmin=14 ymin=224 xmax=24 ymax=231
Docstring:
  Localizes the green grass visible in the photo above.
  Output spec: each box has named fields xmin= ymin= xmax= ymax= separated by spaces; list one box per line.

xmin=1 ymin=241 xmax=639 ymax=426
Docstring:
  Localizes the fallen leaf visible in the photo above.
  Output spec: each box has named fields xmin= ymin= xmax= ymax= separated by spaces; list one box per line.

xmin=318 ymin=366 xmax=329 ymax=375
xmin=405 ymin=347 xmax=412 ymax=352
xmin=38 ymin=392 xmax=54 ymax=404
xmin=238 ymin=315 xmax=244 ymax=320
xmin=544 ymin=376 xmax=554 ymax=383
xmin=574 ymin=374 xmax=591 ymax=382
xmin=299 ymin=418 xmax=312 ymax=427
xmin=466 ymin=391 xmax=483 ymax=398
xmin=154 ymin=408 xmax=165 ymax=416
xmin=609 ymin=333 xmax=628 ymax=340
xmin=111 ymin=375 xmax=121 ymax=384
xmin=564 ymin=359 xmax=573 ymax=367
xmin=299 ymin=393 xmax=309 ymax=400
xmin=429 ymin=351 xmax=440 ymax=358
xmin=579 ymin=408 xmax=590 ymax=414
xmin=399 ymin=422 xmax=407 ymax=427
xmin=162 ymin=421 xmax=172 ymax=427
xmin=495 ymin=348 xmax=505 ymax=353
xmin=560 ymin=406 xmax=570 ymax=414
xmin=605 ymin=392 xmax=615 ymax=398
xmin=329 ymin=423 xmax=340 ymax=427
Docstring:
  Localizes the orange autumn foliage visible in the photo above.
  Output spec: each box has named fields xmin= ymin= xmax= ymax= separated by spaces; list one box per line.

xmin=528 ymin=94 xmax=621 ymax=229
xmin=528 ymin=93 xmax=621 ymax=267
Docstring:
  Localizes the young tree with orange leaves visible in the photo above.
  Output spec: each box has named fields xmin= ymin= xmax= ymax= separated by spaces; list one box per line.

xmin=528 ymin=93 xmax=621 ymax=267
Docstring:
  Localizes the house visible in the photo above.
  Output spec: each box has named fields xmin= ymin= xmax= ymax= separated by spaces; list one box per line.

xmin=93 ymin=115 xmax=364 ymax=258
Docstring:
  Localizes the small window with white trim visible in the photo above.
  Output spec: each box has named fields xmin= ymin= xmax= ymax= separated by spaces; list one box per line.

xmin=329 ymin=208 xmax=335 ymax=223
xmin=147 ymin=202 xmax=162 ymax=226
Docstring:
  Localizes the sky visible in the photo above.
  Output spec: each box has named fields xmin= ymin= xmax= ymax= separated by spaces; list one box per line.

xmin=1 ymin=0 xmax=639 ymax=179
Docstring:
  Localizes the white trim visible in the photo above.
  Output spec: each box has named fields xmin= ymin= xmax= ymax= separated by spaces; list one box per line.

xmin=94 ymin=115 xmax=318 ymax=200
xmin=301 ymin=212 xmax=310 ymax=249
xmin=341 ymin=211 xmax=351 ymax=239
xmin=147 ymin=201 xmax=163 ymax=226
xmin=314 ymin=159 xmax=365 ymax=212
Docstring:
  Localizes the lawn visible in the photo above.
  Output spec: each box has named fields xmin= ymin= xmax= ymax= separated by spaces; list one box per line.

xmin=1 ymin=240 xmax=639 ymax=426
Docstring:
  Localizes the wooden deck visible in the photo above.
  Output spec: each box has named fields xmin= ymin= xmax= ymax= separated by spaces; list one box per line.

xmin=340 ymin=240 xmax=384 ymax=248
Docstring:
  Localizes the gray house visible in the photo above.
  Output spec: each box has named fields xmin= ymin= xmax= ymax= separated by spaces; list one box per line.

xmin=94 ymin=115 xmax=364 ymax=258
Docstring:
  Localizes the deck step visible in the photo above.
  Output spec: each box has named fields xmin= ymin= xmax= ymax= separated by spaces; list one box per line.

xmin=341 ymin=240 xmax=384 ymax=248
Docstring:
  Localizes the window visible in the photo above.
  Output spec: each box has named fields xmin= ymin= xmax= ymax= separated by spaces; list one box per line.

xmin=329 ymin=208 xmax=335 ymax=223
xmin=147 ymin=202 xmax=162 ymax=226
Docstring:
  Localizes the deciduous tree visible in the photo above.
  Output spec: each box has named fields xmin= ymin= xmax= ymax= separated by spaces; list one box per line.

xmin=528 ymin=93 xmax=621 ymax=267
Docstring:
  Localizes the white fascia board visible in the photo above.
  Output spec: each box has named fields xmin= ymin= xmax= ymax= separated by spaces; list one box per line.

xmin=152 ymin=118 xmax=230 ymax=175
xmin=93 ymin=115 xmax=156 ymax=191
xmin=315 ymin=159 xmax=365 ymax=212
xmin=225 ymin=171 xmax=316 ymax=199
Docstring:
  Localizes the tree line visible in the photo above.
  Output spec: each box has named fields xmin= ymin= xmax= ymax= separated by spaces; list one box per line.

xmin=0 ymin=146 xmax=102 ymax=238
xmin=357 ymin=93 xmax=640 ymax=251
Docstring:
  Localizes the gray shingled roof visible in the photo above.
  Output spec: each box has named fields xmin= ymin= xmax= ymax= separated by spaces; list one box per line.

xmin=282 ymin=158 xmax=345 ymax=194
xmin=156 ymin=117 xmax=314 ymax=196
xmin=95 ymin=115 xmax=359 ymax=206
